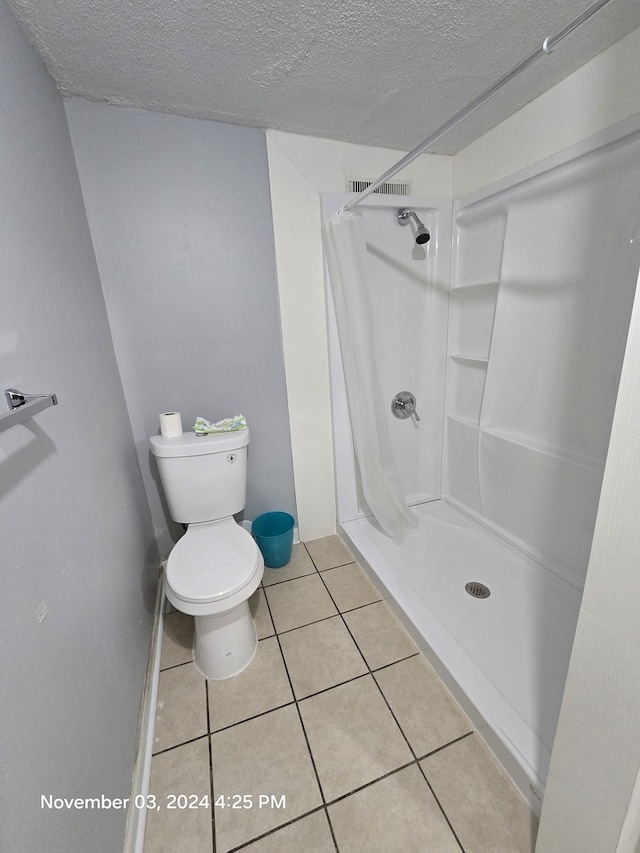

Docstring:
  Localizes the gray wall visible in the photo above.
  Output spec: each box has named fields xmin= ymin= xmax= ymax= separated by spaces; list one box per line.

xmin=65 ymin=100 xmax=297 ymax=553
xmin=0 ymin=4 xmax=158 ymax=852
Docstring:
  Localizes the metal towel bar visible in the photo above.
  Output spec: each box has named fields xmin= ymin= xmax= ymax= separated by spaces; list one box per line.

xmin=0 ymin=388 xmax=58 ymax=435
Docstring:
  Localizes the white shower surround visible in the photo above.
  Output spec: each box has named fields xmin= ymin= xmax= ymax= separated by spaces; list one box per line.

xmin=324 ymin=121 xmax=640 ymax=806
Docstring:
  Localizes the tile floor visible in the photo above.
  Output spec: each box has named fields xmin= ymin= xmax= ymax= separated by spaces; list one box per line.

xmin=144 ymin=535 xmax=538 ymax=853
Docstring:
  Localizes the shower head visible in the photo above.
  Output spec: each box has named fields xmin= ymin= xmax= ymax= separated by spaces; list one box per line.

xmin=397 ymin=208 xmax=431 ymax=245
xmin=415 ymin=222 xmax=431 ymax=245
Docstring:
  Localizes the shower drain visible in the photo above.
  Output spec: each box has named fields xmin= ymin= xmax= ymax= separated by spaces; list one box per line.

xmin=465 ymin=581 xmax=491 ymax=599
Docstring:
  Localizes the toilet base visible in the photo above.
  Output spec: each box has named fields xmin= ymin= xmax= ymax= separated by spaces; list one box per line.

xmin=193 ymin=600 xmax=258 ymax=679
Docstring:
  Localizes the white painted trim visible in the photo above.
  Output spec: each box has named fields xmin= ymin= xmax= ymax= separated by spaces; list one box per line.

xmin=122 ymin=574 xmax=165 ymax=853
xmin=265 ymin=132 xmax=336 ymax=541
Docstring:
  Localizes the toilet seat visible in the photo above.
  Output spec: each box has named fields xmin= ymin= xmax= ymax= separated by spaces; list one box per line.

xmin=165 ymin=518 xmax=263 ymax=615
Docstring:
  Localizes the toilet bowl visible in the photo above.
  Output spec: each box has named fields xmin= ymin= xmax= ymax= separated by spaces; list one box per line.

xmin=150 ymin=427 xmax=265 ymax=679
xmin=164 ymin=518 xmax=264 ymax=678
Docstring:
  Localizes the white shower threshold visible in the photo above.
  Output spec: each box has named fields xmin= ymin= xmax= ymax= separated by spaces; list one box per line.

xmin=339 ymin=498 xmax=583 ymax=812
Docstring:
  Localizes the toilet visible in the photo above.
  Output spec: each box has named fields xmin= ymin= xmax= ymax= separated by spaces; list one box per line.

xmin=150 ymin=427 xmax=264 ymax=679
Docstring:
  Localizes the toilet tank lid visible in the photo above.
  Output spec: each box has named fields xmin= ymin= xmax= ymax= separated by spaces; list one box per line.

xmin=150 ymin=427 xmax=250 ymax=457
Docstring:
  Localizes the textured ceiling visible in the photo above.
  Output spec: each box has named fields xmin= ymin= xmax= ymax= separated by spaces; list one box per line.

xmin=7 ymin=0 xmax=640 ymax=153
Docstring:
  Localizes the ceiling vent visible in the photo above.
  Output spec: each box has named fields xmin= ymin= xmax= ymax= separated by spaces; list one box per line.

xmin=347 ymin=179 xmax=412 ymax=196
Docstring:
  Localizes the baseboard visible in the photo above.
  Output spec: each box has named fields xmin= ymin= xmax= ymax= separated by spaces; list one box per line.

xmin=122 ymin=572 xmax=165 ymax=853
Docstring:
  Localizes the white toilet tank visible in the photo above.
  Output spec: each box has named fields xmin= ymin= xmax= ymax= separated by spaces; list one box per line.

xmin=150 ymin=428 xmax=250 ymax=524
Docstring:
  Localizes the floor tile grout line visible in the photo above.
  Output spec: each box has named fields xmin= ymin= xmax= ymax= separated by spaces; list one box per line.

xmin=209 ymin=698 xmax=297 ymax=735
xmin=159 ymin=658 xmax=193 ymax=673
xmin=420 ymin=729 xmax=475 ymax=761
xmin=315 ymin=560 xmax=395 ymax=680
xmin=268 ymin=599 xmax=376 ymax=637
xmin=257 ymin=601 xmax=408 ymax=647
xmin=153 ymin=699 xmax=473 ymax=764
xmin=317 ymin=559 xmax=357 ymax=571
xmin=416 ymin=761 xmax=467 ymax=853
xmin=262 ymin=605 xmax=338 ymax=637
xmin=371 ymin=650 xmax=421 ymax=672
xmin=222 ymin=803 xmax=333 ymax=853
xmin=315 ymin=553 xmax=469 ymax=852
xmin=207 ymin=649 xmax=424 ymax=738
xmin=206 ymin=599 xmax=417 ymax=737
xmin=367 ymin=662 xmax=468 ymax=853
xmin=258 ymin=547 xmax=319 ymax=590
xmin=263 ymin=595 xmax=328 ymax=806
xmin=303 ymin=539 xmax=356 ymax=574
xmin=151 ymin=731 xmax=210 ymax=758
xmin=205 ymin=679 xmax=217 ymax=853
xmin=324 ymin=756 xmax=430 ymax=807
xmin=262 ymin=569 xmax=318 ymax=588
xmin=220 ymin=743 xmax=475 ymax=853
xmin=261 ymin=580 xmax=340 ymax=851
xmin=261 ymin=558 xmax=361 ymax=589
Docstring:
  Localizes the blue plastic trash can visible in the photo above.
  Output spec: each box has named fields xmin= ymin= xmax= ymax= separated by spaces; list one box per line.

xmin=252 ymin=512 xmax=295 ymax=568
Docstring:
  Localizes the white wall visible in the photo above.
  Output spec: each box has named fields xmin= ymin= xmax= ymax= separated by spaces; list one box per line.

xmin=454 ymin=25 xmax=640 ymax=197
xmin=535 ymin=266 xmax=640 ymax=852
xmin=0 ymin=3 xmax=158 ymax=851
xmin=266 ymin=131 xmax=452 ymax=539
xmin=65 ymin=101 xmax=297 ymax=553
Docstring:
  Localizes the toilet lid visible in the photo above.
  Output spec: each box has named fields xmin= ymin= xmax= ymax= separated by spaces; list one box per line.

xmin=166 ymin=520 xmax=260 ymax=603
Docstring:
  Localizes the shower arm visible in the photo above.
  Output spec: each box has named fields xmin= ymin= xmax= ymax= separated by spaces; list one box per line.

xmin=341 ymin=0 xmax=615 ymax=213
xmin=397 ymin=209 xmax=420 ymax=228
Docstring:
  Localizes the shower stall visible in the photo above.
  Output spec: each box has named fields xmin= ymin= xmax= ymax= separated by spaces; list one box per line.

xmin=323 ymin=121 xmax=640 ymax=806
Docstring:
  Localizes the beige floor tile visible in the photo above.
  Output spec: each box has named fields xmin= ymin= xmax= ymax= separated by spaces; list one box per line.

xmin=262 ymin=542 xmax=317 ymax=586
xmin=144 ymin=738 xmax=212 ymax=853
xmin=343 ymin=601 xmax=418 ymax=669
xmin=207 ymin=636 xmax=293 ymax=731
xmin=375 ymin=655 xmax=473 ymax=757
xmin=328 ymin=764 xmax=460 ymax=853
xmin=305 ymin=535 xmax=354 ymax=571
xmin=264 ymin=574 xmax=338 ymax=633
xmin=153 ymin=663 xmax=207 ymax=754
xmin=240 ymin=810 xmax=334 ymax=852
xmin=321 ymin=562 xmax=382 ymax=612
xmin=299 ymin=675 xmax=413 ymax=801
xmin=160 ymin=611 xmax=194 ymax=670
xmin=421 ymin=733 xmax=538 ymax=853
xmin=249 ymin=588 xmax=275 ymax=639
xmin=279 ymin=615 xmax=368 ymax=699
xmin=211 ymin=705 xmax=322 ymax=852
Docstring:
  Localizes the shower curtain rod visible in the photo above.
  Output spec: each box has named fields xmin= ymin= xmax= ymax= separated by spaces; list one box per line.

xmin=342 ymin=0 xmax=616 ymax=212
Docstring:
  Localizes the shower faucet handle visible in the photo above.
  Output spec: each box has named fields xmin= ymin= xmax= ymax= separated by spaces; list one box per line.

xmin=391 ymin=391 xmax=421 ymax=423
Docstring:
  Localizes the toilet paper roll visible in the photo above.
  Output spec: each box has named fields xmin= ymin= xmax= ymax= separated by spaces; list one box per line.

xmin=159 ymin=412 xmax=183 ymax=438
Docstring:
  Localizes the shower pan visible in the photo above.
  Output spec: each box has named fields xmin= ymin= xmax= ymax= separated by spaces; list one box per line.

xmin=323 ymin=122 xmax=640 ymax=809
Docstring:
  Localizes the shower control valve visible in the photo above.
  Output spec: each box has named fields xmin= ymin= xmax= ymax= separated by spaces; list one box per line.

xmin=391 ymin=391 xmax=421 ymax=423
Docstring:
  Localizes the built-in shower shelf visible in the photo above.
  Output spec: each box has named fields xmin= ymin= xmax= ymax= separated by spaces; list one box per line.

xmin=450 ymin=353 xmax=489 ymax=366
xmin=452 ymin=280 xmax=499 ymax=294
xmin=448 ymin=413 xmax=479 ymax=429
xmin=482 ymin=426 xmax=604 ymax=473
